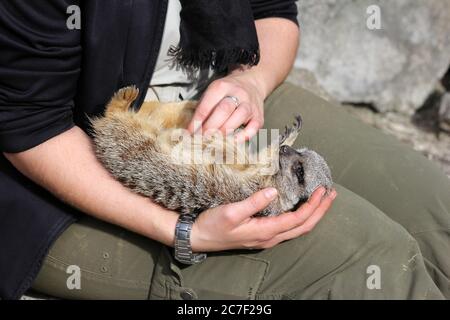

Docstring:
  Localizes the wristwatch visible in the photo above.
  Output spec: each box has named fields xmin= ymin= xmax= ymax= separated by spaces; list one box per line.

xmin=174 ymin=213 xmax=207 ymax=265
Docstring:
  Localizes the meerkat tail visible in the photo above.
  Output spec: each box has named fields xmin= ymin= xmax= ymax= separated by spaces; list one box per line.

xmin=105 ymin=85 xmax=140 ymax=116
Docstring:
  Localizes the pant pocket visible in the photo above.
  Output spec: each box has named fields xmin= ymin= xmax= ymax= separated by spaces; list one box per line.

xmin=150 ymin=248 xmax=270 ymax=300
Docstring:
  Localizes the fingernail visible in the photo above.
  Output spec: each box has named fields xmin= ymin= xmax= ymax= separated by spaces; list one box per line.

xmin=331 ymin=190 xmax=337 ymax=199
xmin=313 ymin=186 xmax=325 ymax=196
xmin=246 ymin=128 xmax=257 ymax=139
xmin=192 ymin=120 xmax=202 ymax=133
xmin=315 ymin=187 xmax=325 ymax=197
xmin=320 ymin=187 xmax=327 ymax=196
xmin=264 ymin=188 xmax=278 ymax=199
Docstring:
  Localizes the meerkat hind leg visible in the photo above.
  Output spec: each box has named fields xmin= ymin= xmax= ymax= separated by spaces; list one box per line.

xmin=105 ymin=85 xmax=140 ymax=116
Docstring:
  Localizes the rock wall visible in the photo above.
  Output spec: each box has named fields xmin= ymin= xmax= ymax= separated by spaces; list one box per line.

xmin=293 ymin=0 xmax=450 ymax=114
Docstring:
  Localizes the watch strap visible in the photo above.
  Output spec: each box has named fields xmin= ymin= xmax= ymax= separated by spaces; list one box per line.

xmin=174 ymin=213 xmax=207 ymax=265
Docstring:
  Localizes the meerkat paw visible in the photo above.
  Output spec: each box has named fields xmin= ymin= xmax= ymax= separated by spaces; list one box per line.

xmin=279 ymin=114 xmax=302 ymax=146
xmin=114 ymin=85 xmax=139 ymax=102
xmin=105 ymin=85 xmax=140 ymax=115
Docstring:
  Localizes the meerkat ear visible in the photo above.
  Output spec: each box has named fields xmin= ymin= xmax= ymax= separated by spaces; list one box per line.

xmin=105 ymin=85 xmax=140 ymax=116
xmin=279 ymin=115 xmax=302 ymax=147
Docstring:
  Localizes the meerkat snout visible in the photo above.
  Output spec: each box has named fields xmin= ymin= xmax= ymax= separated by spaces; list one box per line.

xmin=275 ymin=145 xmax=333 ymax=213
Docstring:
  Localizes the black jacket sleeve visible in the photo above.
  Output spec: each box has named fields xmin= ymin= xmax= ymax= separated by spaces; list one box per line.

xmin=0 ymin=0 xmax=81 ymax=153
xmin=250 ymin=0 xmax=299 ymax=26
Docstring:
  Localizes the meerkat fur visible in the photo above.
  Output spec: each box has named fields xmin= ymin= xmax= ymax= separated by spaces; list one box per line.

xmin=90 ymin=86 xmax=332 ymax=216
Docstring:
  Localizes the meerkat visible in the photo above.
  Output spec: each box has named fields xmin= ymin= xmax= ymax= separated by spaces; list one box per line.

xmin=90 ymin=86 xmax=332 ymax=217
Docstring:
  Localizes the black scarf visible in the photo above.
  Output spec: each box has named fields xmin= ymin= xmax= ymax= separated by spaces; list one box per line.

xmin=169 ymin=0 xmax=260 ymax=72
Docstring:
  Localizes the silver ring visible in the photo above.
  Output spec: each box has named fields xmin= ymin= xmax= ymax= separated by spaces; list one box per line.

xmin=224 ymin=95 xmax=240 ymax=108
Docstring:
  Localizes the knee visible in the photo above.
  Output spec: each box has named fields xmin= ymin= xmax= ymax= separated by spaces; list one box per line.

xmin=312 ymin=184 xmax=417 ymax=262
xmin=252 ymin=184 xmax=442 ymax=299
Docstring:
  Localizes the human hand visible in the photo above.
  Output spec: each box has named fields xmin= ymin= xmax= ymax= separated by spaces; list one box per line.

xmin=190 ymin=186 xmax=337 ymax=252
xmin=187 ymin=71 xmax=266 ymax=141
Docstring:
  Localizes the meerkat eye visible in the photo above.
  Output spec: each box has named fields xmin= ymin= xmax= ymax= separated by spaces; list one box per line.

xmin=294 ymin=162 xmax=305 ymax=184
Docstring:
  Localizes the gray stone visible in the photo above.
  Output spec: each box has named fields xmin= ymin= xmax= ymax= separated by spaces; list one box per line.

xmin=442 ymin=68 xmax=450 ymax=91
xmin=295 ymin=0 xmax=450 ymax=113
xmin=439 ymin=93 xmax=450 ymax=132
xmin=286 ymin=68 xmax=336 ymax=102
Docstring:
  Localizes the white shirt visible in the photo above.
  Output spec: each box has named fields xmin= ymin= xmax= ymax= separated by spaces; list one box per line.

xmin=145 ymin=0 xmax=214 ymax=102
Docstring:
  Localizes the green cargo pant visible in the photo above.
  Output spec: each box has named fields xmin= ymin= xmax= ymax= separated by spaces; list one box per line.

xmin=32 ymin=83 xmax=450 ymax=299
